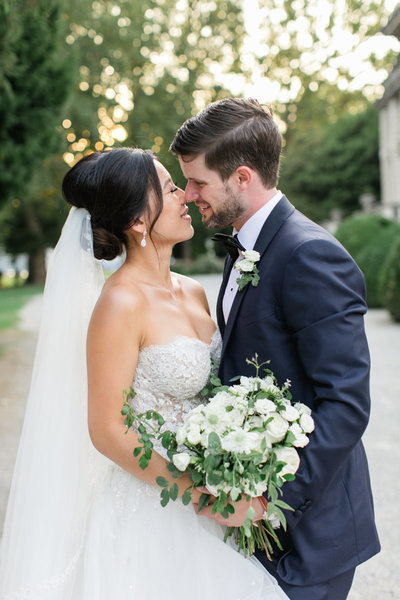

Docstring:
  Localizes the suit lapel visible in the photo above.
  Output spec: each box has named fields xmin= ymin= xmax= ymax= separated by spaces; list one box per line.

xmin=221 ymin=196 xmax=295 ymax=356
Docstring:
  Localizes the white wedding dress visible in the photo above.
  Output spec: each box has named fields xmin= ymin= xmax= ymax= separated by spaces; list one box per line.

xmin=67 ymin=331 xmax=288 ymax=599
xmin=0 ymin=209 xmax=288 ymax=599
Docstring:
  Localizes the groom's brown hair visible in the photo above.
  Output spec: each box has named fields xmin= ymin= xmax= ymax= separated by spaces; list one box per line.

xmin=170 ymin=97 xmax=282 ymax=188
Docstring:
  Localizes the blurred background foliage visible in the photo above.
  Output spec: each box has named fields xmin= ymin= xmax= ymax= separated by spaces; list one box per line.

xmin=0 ymin=0 xmax=399 ymax=285
xmin=335 ymin=214 xmax=400 ymax=321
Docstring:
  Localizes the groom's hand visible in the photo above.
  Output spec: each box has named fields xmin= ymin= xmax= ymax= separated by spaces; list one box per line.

xmin=193 ymin=494 xmax=264 ymax=527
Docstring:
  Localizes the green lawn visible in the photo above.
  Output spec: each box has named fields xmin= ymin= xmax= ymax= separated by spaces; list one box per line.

xmin=0 ymin=285 xmax=43 ymax=330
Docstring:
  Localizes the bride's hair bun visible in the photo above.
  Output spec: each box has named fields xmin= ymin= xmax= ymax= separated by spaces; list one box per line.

xmin=61 ymin=148 xmax=163 ymax=260
xmin=92 ymin=227 xmax=123 ymax=261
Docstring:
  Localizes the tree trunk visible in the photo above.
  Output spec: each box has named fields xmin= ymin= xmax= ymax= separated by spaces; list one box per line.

xmin=27 ymin=248 xmax=46 ymax=284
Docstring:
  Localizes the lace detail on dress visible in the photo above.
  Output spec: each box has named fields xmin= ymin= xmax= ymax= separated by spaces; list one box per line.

xmin=130 ymin=330 xmax=221 ymax=457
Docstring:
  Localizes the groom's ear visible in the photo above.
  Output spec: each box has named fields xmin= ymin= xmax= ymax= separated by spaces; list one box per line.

xmin=234 ymin=166 xmax=252 ymax=190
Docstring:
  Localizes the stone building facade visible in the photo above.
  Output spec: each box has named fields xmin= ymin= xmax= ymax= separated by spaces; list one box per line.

xmin=378 ymin=6 xmax=400 ymax=221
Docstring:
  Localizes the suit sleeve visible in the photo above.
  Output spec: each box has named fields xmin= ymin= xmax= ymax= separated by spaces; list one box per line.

xmin=278 ymin=237 xmax=371 ymax=528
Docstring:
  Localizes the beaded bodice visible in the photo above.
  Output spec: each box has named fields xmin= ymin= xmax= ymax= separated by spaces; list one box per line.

xmin=131 ymin=330 xmax=221 ymax=456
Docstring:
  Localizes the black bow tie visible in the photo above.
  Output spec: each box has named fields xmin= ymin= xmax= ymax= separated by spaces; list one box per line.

xmin=211 ymin=233 xmax=245 ymax=259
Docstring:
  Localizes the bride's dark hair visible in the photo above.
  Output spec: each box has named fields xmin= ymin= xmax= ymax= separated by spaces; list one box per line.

xmin=62 ymin=147 xmax=163 ymax=260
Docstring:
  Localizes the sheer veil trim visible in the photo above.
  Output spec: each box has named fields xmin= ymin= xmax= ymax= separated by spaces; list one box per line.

xmin=0 ymin=207 xmax=106 ymax=599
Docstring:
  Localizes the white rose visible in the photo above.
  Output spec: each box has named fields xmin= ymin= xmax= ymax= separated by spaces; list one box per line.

xmin=243 ymin=478 xmax=267 ymax=497
xmin=172 ymin=452 xmax=191 ymax=472
xmin=274 ymin=447 xmax=300 ymax=476
xmin=279 ymin=405 xmax=300 ymax=422
xmin=299 ymin=413 xmax=315 ymax=434
xmin=259 ymin=376 xmax=275 ymax=391
xmin=244 ymin=415 xmax=264 ymax=430
xmin=265 ymin=412 xmax=289 ymax=443
xmin=243 ymin=249 xmax=260 ymax=262
xmin=239 ymin=376 xmax=259 ymax=392
xmin=255 ymin=398 xmax=277 ymax=415
xmin=185 ymin=405 xmax=205 ymax=426
xmin=289 ymin=423 xmax=310 ymax=448
xmin=229 ymin=384 xmax=252 ymax=400
xmin=187 ymin=424 xmax=202 ymax=445
xmin=294 ymin=402 xmax=312 ymax=415
xmin=235 ymin=259 xmax=254 ymax=272
xmin=176 ymin=427 xmax=187 ymax=445
xmin=209 ymin=391 xmax=231 ymax=407
xmin=228 ymin=408 xmax=246 ymax=427
xmin=221 ymin=428 xmax=262 ymax=454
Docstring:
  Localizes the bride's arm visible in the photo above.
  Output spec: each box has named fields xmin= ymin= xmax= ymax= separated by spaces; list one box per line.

xmin=86 ymin=280 xmax=201 ymax=503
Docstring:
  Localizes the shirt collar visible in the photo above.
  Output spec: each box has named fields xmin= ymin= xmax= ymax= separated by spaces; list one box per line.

xmin=235 ymin=190 xmax=283 ymax=250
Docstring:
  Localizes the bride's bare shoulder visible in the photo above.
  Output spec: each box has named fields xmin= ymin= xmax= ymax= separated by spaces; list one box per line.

xmin=172 ymin=272 xmax=209 ymax=310
xmin=91 ymin=271 xmax=147 ymax=328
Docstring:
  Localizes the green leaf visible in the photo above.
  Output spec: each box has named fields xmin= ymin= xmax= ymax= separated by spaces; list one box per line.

xmin=247 ymin=506 xmax=255 ymax=522
xmin=133 ymin=447 xmax=142 ymax=457
xmin=210 ymin=373 xmax=222 ymax=386
xmin=203 ymin=454 xmax=216 ymax=473
xmin=230 ymin=487 xmax=240 ymax=502
xmin=274 ymin=499 xmax=294 ymax=511
xmin=284 ymin=431 xmax=296 ymax=445
xmin=198 ymin=493 xmax=212 ymax=512
xmin=182 ymin=491 xmax=192 ymax=505
xmin=207 ymin=471 xmax=223 ymax=485
xmin=139 ymin=455 xmax=149 ymax=470
xmin=207 ymin=432 xmax=221 ymax=452
xmin=242 ymin=518 xmax=252 ymax=537
xmin=161 ymin=432 xmax=172 ymax=448
xmin=169 ymin=483 xmax=179 ymax=501
xmin=156 ymin=413 xmax=165 ymax=426
xmin=191 ymin=471 xmax=203 ymax=486
xmin=160 ymin=488 xmax=170 ymax=507
xmin=156 ymin=476 xmax=170 ymax=488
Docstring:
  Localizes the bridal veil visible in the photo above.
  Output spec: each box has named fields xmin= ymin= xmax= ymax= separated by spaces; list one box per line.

xmin=0 ymin=207 xmax=105 ymax=599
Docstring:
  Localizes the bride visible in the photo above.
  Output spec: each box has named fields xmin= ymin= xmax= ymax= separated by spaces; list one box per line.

xmin=0 ymin=147 xmax=288 ymax=599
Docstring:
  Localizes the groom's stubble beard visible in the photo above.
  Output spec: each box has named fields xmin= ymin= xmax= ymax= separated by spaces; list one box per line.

xmin=204 ymin=182 xmax=246 ymax=230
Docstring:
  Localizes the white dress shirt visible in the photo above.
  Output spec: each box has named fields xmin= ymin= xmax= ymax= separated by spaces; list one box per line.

xmin=222 ymin=191 xmax=283 ymax=323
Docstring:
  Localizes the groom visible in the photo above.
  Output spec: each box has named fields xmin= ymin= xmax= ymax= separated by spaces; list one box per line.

xmin=170 ymin=98 xmax=380 ymax=600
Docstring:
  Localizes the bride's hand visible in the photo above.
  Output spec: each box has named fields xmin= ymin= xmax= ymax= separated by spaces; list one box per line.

xmin=193 ymin=494 xmax=264 ymax=527
xmin=191 ymin=485 xmax=215 ymax=506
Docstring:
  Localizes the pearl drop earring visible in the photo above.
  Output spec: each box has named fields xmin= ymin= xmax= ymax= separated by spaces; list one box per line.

xmin=141 ymin=230 xmax=147 ymax=248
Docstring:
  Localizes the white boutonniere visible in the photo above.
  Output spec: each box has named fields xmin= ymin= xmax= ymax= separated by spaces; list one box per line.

xmin=234 ymin=250 xmax=260 ymax=291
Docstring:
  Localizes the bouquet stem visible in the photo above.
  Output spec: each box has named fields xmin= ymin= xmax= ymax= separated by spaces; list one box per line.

xmin=224 ymin=521 xmax=284 ymax=560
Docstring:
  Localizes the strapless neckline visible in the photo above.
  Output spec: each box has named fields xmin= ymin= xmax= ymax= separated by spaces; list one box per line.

xmin=139 ymin=328 xmax=220 ymax=355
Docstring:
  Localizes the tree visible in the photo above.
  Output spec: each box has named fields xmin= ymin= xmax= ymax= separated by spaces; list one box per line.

xmin=59 ymin=0 xmax=247 ymax=257
xmin=247 ymin=0 xmax=397 ymax=126
xmin=280 ymin=102 xmax=380 ymax=221
xmin=0 ymin=0 xmax=74 ymax=282
xmin=1 ymin=0 xmax=397 ymax=270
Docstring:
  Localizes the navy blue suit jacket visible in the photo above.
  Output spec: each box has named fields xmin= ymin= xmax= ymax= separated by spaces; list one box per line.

xmin=216 ymin=196 xmax=380 ymax=586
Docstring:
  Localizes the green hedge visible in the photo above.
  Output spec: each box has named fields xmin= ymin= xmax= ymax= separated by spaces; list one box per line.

xmin=380 ymin=235 xmax=400 ymax=322
xmin=335 ymin=214 xmax=400 ymax=308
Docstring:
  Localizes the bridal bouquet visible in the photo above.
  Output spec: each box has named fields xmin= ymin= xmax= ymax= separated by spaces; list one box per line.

xmin=121 ymin=355 xmax=314 ymax=558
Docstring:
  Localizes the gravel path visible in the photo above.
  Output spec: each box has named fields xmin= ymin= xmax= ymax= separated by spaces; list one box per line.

xmin=0 ymin=283 xmax=399 ymax=598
